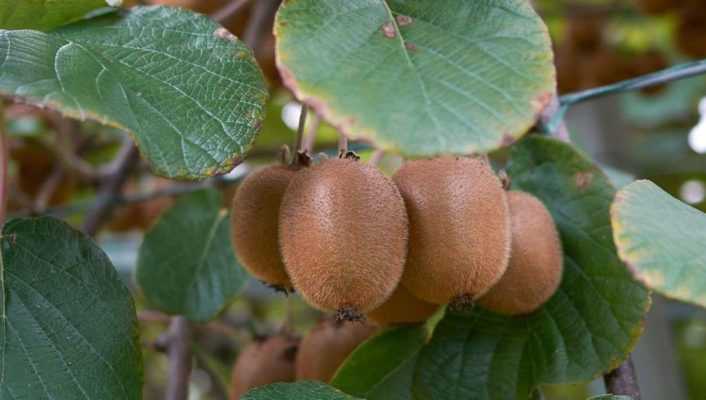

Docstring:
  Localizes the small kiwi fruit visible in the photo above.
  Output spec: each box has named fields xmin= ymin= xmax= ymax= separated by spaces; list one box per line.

xmin=296 ymin=318 xmax=377 ymax=382
xmin=478 ymin=191 xmax=563 ymax=316
xmin=366 ymin=284 xmax=439 ymax=326
xmin=393 ymin=156 xmax=511 ymax=305
xmin=230 ymin=333 xmax=299 ymax=400
xmin=279 ymin=157 xmax=409 ymax=319
xmin=231 ymin=165 xmax=295 ymax=290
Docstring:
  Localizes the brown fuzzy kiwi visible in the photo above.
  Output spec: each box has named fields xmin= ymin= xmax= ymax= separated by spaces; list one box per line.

xmin=230 ymin=333 xmax=299 ymax=400
xmin=231 ymin=165 xmax=295 ymax=290
xmin=296 ymin=318 xmax=378 ymax=382
xmin=478 ymin=191 xmax=563 ymax=316
xmin=366 ymin=284 xmax=439 ymax=326
xmin=278 ymin=157 xmax=409 ymax=318
xmin=393 ymin=157 xmax=511 ymax=305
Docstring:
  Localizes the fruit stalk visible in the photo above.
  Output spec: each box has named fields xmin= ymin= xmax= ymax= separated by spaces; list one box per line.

xmin=603 ymin=356 xmax=641 ymax=400
xmin=165 ymin=317 xmax=194 ymax=400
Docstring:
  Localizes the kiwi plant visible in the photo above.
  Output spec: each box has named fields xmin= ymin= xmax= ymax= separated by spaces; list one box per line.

xmin=392 ymin=156 xmax=511 ymax=305
xmin=278 ymin=156 xmax=409 ymax=320
xmin=230 ymin=333 xmax=300 ymax=400
xmin=230 ymin=165 xmax=297 ymax=290
xmin=478 ymin=191 xmax=564 ymax=315
xmin=295 ymin=318 xmax=377 ymax=382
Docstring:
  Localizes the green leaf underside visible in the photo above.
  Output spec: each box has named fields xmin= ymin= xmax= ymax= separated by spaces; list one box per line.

xmin=0 ymin=5 xmax=268 ymax=179
xmin=0 ymin=0 xmax=109 ymax=31
xmin=137 ymin=189 xmax=247 ymax=322
xmin=412 ymin=137 xmax=650 ymax=400
xmin=0 ymin=217 xmax=142 ymax=400
xmin=332 ymin=325 xmax=427 ymax=400
xmin=242 ymin=382 xmax=363 ymax=400
xmin=612 ymin=180 xmax=706 ymax=307
xmin=275 ymin=0 xmax=556 ymax=156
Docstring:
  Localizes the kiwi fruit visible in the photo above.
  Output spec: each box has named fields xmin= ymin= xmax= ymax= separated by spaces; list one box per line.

xmin=393 ymin=156 xmax=511 ymax=305
xmin=230 ymin=333 xmax=299 ymax=400
xmin=231 ymin=165 xmax=295 ymax=290
xmin=478 ymin=191 xmax=563 ymax=316
xmin=366 ymin=284 xmax=439 ymax=326
xmin=296 ymin=318 xmax=377 ymax=382
xmin=279 ymin=157 xmax=409 ymax=319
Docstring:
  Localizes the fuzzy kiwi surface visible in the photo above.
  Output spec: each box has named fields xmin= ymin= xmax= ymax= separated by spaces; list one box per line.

xmin=393 ymin=156 xmax=511 ymax=305
xmin=231 ymin=165 xmax=295 ymax=290
xmin=230 ymin=333 xmax=299 ymax=400
xmin=478 ymin=191 xmax=563 ymax=316
xmin=366 ymin=284 xmax=439 ymax=326
xmin=295 ymin=318 xmax=378 ymax=382
xmin=279 ymin=158 xmax=409 ymax=318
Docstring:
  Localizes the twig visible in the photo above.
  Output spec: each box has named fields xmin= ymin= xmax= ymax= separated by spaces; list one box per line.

xmin=165 ymin=317 xmax=194 ymax=400
xmin=603 ymin=356 xmax=641 ymax=400
xmin=242 ymin=0 xmax=279 ymax=49
xmin=81 ymin=140 xmax=139 ymax=236
xmin=48 ymin=114 xmax=107 ymax=181
xmin=212 ymin=0 xmax=249 ymax=24
xmin=34 ymin=167 xmax=65 ymax=213
xmin=301 ymin=113 xmax=320 ymax=153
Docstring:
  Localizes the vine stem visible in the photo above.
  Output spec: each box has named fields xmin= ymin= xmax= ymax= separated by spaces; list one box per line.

xmin=603 ymin=356 xmax=641 ymax=400
xmin=165 ymin=317 xmax=193 ymax=400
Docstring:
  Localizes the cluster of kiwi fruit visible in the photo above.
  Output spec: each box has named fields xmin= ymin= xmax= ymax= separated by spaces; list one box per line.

xmin=229 ymin=318 xmax=377 ymax=399
xmin=230 ymin=151 xmax=564 ymax=322
xmin=555 ymin=12 xmax=668 ymax=94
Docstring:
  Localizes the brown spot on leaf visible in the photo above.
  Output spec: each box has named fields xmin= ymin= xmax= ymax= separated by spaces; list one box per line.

xmin=575 ymin=171 xmax=593 ymax=190
xmin=501 ymin=134 xmax=516 ymax=146
xmin=382 ymin=21 xmax=397 ymax=38
xmin=405 ymin=42 xmax=417 ymax=52
xmin=532 ymin=91 xmax=554 ymax=114
xmin=396 ymin=15 xmax=413 ymax=26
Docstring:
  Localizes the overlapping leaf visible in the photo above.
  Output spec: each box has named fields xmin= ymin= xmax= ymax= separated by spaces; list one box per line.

xmin=0 ymin=0 xmax=111 ymax=30
xmin=275 ymin=0 xmax=555 ymax=156
xmin=612 ymin=180 xmax=706 ymax=307
xmin=242 ymin=382 xmax=362 ymax=400
xmin=137 ymin=189 xmax=247 ymax=321
xmin=0 ymin=217 xmax=142 ymax=399
xmin=0 ymin=5 xmax=268 ymax=179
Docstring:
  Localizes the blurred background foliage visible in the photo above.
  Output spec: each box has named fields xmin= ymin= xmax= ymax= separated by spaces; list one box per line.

xmin=3 ymin=0 xmax=706 ymax=399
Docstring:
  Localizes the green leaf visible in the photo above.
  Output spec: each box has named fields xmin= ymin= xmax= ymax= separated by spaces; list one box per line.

xmin=332 ymin=325 xmax=427 ymax=400
xmin=0 ymin=0 xmax=111 ymax=31
xmin=612 ymin=180 xmax=706 ymax=308
xmin=412 ymin=137 xmax=650 ymax=400
xmin=242 ymin=382 xmax=363 ymax=400
xmin=0 ymin=5 xmax=268 ymax=179
xmin=137 ymin=189 xmax=247 ymax=321
xmin=0 ymin=217 xmax=142 ymax=399
xmin=587 ymin=396 xmax=633 ymax=400
xmin=275 ymin=0 xmax=555 ymax=156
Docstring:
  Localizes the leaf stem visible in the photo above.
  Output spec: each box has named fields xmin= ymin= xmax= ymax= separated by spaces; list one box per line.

xmin=242 ymin=0 xmax=279 ymax=49
xmin=165 ymin=316 xmax=193 ymax=400
xmin=603 ymin=356 xmax=641 ymax=400
xmin=294 ymin=105 xmax=308 ymax=155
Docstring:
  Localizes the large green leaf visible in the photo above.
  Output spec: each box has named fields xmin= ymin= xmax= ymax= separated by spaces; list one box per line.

xmin=0 ymin=0 xmax=111 ymax=31
xmin=0 ymin=5 xmax=268 ymax=179
xmin=137 ymin=189 xmax=247 ymax=321
xmin=332 ymin=325 xmax=427 ymax=400
xmin=612 ymin=180 xmax=706 ymax=308
xmin=0 ymin=217 xmax=142 ymax=399
xmin=413 ymin=137 xmax=650 ymax=400
xmin=242 ymin=382 xmax=362 ymax=400
xmin=275 ymin=0 xmax=555 ymax=156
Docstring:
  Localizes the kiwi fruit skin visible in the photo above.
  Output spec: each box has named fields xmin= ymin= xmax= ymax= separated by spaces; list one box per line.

xmin=366 ymin=284 xmax=439 ymax=326
xmin=230 ymin=334 xmax=299 ymax=400
xmin=279 ymin=158 xmax=409 ymax=315
xmin=295 ymin=318 xmax=378 ymax=382
xmin=393 ymin=157 xmax=511 ymax=305
xmin=231 ymin=165 xmax=295 ymax=289
xmin=478 ymin=191 xmax=563 ymax=316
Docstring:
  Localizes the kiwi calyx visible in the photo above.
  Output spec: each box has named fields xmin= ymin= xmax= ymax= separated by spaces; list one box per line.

xmin=336 ymin=306 xmax=365 ymax=322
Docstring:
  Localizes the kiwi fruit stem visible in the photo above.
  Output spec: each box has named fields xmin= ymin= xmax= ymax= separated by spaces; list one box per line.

xmin=292 ymin=105 xmax=308 ymax=164
xmin=338 ymin=134 xmax=349 ymax=156
xmin=369 ymin=149 xmax=385 ymax=166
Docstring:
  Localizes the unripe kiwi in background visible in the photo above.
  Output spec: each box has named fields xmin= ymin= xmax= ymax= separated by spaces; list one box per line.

xmin=393 ymin=157 xmax=511 ymax=305
xmin=478 ymin=191 xmax=563 ymax=316
xmin=296 ymin=318 xmax=378 ymax=382
xmin=279 ymin=158 xmax=409 ymax=319
xmin=230 ymin=333 xmax=299 ymax=400
xmin=366 ymin=284 xmax=439 ymax=326
xmin=231 ymin=165 xmax=295 ymax=289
